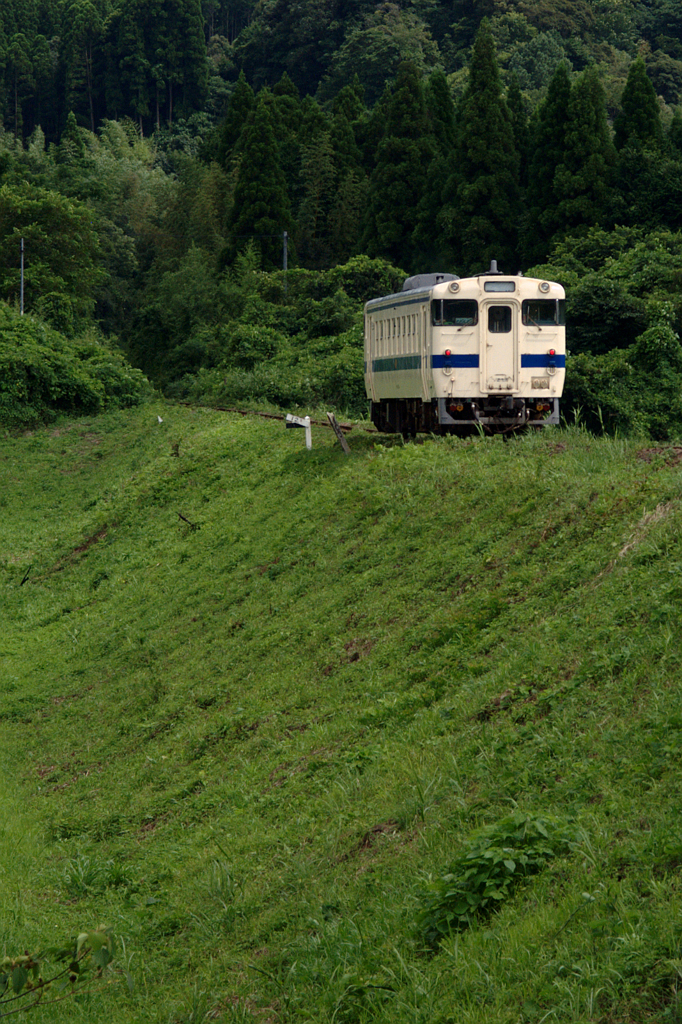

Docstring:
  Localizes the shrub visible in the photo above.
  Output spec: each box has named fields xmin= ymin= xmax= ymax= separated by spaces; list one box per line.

xmin=0 ymin=304 xmax=151 ymax=429
xmin=564 ymin=304 xmax=682 ymax=439
xmin=418 ymin=812 xmax=578 ymax=948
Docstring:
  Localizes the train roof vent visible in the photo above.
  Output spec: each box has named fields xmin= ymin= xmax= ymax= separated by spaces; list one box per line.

xmin=402 ymin=272 xmax=459 ymax=292
xmin=474 ymin=259 xmax=505 ymax=278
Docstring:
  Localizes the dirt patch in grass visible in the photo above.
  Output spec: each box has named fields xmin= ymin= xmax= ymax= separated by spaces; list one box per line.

xmin=638 ymin=445 xmax=682 ymax=466
xmin=267 ymin=747 xmax=337 ymax=789
xmin=335 ymin=820 xmax=402 ymax=863
xmin=72 ymin=524 xmax=110 ymax=556
xmin=476 ymin=682 xmax=551 ymax=722
xmin=34 ymin=524 xmax=114 ymax=581
xmin=590 ymin=501 xmax=675 ymax=586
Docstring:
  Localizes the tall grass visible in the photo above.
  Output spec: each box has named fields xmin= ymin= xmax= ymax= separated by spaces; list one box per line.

xmin=1 ymin=406 xmax=682 ymax=1021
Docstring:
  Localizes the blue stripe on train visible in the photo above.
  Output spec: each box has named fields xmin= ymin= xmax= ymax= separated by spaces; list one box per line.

xmin=372 ymin=355 xmax=481 ymax=371
xmin=521 ymin=354 xmax=566 ymax=368
xmin=370 ymin=354 xmax=566 ymax=372
xmin=432 ymin=354 xmax=479 ymax=368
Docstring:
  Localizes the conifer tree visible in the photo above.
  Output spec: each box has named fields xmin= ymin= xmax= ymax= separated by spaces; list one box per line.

xmin=553 ymin=66 xmax=616 ymax=239
xmin=332 ymin=76 xmax=365 ymax=126
xmin=440 ymin=19 xmax=520 ymax=275
xmin=328 ymin=169 xmax=367 ymax=265
xmin=294 ymin=95 xmax=331 ymax=267
xmin=297 ymin=130 xmax=336 ymax=269
xmin=103 ymin=0 xmax=208 ymax=132
xmin=413 ymin=68 xmax=457 ymax=269
xmin=216 ymin=71 xmax=255 ymax=168
xmin=6 ymin=31 xmax=36 ymax=139
xmin=56 ymin=110 xmax=86 ymax=166
xmin=272 ymin=73 xmax=303 ymax=206
xmin=521 ymin=61 xmax=571 ymax=265
xmin=614 ymin=57 xmax=663 ymax=151
xmin=425 ymin=67 xmax=457 ymax=158
xmin=330 ymin=108 xmax=361 ymax=176
xmin=272 ymin=72 xmax=301 ymax=132
xmin=362 ymin=61 xmax=435 ymax=271
xmin=670 ymin=109 xmax=682 ymax=155
xmin=507 ymin=74 xmax=529 ymax=186
xmin=613 ymin=57 xmax=668 ymax=230
xmin=299 ymin=95 xmax=327 ymax=139
xmin=328 ymin=99 xmax=367 ymax=265
xmin=226 ymin=95 xmax=293 ymax=271
xmin=60 ymin=0 xmax=104 ymax=133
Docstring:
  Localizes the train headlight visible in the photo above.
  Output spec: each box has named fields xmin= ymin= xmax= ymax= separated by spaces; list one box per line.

xmin=445 ymin=349 xmax=451 ymax=357
xmin=539 ymin=281 xmax=550 ymax=293
xmin=448 ymin=281 xmax=460 ymax=293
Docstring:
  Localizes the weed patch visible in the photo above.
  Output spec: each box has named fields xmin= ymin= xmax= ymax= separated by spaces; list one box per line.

xmin=418 ymin=812 xmax=578 ymax=947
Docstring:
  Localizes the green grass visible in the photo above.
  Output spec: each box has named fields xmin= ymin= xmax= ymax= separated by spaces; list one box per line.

xmin=2 ymin=404 xmax=682 ymax=1022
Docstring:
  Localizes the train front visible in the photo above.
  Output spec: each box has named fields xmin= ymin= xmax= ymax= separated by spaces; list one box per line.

xmin=432 ymin=271 xmax=566 ymax=431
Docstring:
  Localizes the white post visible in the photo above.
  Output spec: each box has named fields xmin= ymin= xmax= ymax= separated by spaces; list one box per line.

xmin=20 ymin=237 xmax=24 ymax=315
xmin=285 ymin=413 xmax=312 ymax=450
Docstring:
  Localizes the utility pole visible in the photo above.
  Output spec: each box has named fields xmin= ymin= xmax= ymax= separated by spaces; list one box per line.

xmin=20 ymin=237 xmax=24 ymax=315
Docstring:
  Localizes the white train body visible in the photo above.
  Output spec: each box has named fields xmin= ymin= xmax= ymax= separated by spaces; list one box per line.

xmin=364 ymin=267 xmax=566 ymax=434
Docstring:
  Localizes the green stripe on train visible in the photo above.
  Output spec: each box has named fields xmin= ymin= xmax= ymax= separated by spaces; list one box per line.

xmin=372 ymin=355 xmax=422 ymax=372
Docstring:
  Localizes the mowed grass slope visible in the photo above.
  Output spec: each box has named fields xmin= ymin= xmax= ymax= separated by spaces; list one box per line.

xmin=2 ymin=404 xmax=682 ymax=1023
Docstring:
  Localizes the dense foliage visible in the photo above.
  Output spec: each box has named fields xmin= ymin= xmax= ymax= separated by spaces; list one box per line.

xmin=1 ymin=2 xmax=682 ymax=435
xmin=3 ymin=0 xmax=682 ymax=142
xmin=0 ymin=302 xmax=151 ymax=428
xmin=531 ymin=227 xmax=682 ymax=437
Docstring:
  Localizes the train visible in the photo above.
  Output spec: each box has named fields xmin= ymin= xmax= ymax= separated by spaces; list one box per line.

xmin=363 ymin=262 xmax=566 ymax=435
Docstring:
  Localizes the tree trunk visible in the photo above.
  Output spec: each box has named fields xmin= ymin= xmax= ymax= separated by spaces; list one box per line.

xmin=86 ymin=44 xmax=95 ymax=133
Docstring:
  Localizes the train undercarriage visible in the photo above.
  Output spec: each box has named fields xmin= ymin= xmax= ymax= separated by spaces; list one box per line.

xmin=370 ymin=397 xmax=560 ymax=437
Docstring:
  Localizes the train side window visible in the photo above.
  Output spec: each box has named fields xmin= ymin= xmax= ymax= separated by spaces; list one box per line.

xmin=432 ymin=299 xmax=478 ymax=326
xmin=522 ymin=300 xmax=561 ymax=326
xmin=488 ymin=306 xmax=512 ymax=333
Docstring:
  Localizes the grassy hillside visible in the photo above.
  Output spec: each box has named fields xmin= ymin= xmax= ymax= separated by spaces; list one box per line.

xmin=2 ymin=405 xmax=682 ymax=1023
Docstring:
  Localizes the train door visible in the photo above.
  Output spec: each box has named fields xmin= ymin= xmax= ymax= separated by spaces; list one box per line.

xmin=480 ymin=301 xmax=519 ymax=393
xmin=366 ymin=317 xmax=377 ymax=401
xmin=420 ymin=305 xmax=430 ymax=401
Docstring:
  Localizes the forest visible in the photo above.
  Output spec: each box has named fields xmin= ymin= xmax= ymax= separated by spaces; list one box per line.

xmin=2 ymin=0 xmax=682 ymax=436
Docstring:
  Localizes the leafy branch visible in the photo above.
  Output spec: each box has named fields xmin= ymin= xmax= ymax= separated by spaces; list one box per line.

xmin=0 ymin=927 xmax=124 ymax=1017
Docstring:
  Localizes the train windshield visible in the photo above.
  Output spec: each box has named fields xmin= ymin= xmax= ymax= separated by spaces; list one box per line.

xmin=522 ymin=299 xmax=566 ymax=326
xmin=432 ymin=299 xmax=478 ymax=326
